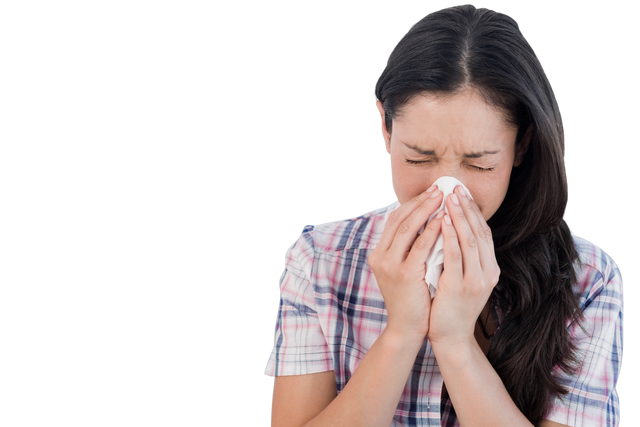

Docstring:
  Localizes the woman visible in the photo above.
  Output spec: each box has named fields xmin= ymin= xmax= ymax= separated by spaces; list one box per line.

xmin=265 ymin=5 xmax=622 ymax=427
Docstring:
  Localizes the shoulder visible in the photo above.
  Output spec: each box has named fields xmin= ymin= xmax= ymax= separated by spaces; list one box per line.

xmin=300 ymin=202 xmax=397 ymax=254
xmin=572 ymin=235 xmax=623 ymax=308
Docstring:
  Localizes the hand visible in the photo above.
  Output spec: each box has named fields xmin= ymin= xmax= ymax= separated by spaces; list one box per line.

xmin=368 ymin=186 xmax=445 ymax=342
xmin=427 ymin=185 xmax=500 ymax=348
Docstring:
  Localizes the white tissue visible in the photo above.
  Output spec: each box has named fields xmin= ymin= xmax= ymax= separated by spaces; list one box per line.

xmin=383 ymin=176 xmax=473 ymax=298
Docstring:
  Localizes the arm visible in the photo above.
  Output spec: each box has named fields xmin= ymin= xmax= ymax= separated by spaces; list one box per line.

xmin=429 ymin=186 xmax=572 ymax=427
xmin=305 ymin=330 xmax=421 ymax=427
xmin=432 ymin=339 xmax=569 ymax=427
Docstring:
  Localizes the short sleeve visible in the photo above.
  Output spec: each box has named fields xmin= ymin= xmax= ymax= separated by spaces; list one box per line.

xmin=545 ymin=260 xmax=623 ymax=426
xmin=264 ymin=225 xmax=333 ymax=376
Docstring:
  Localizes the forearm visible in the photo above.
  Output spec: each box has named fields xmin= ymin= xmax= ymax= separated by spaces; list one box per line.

xmin=431 ymin=340 xmax=533 ymax=427
xmin=304 ymin=328 xmax=423 ymax=427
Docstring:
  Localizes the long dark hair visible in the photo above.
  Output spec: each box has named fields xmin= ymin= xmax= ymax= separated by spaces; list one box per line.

xmin=375 ymin=5 xmax=583 ymax=425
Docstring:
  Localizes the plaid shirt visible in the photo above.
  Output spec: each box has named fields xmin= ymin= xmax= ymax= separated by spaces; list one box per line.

xmin=265 ymin=202 xmax=623 ymax=426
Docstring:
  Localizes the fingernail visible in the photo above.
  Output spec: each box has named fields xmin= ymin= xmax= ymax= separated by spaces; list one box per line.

xmin=430 ymin=189 xmax=441 ymax=198
xmin=450 ymin=193 xmax=460 ymax=205
xmin=436 ymin=210 xmax=445 ymax=219
xmin=456 ymin=186 xmax=467 ymax=198
xmin=444 ymin=214 xmax=452 ymax=225
xmin=426 ymin=184 xmax=437 ymax=193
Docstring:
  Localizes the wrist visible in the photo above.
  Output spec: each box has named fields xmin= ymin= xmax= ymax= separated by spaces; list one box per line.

xmin=381 ymin=325 xmax=426 ymax=355
xmin=430 ymin=338 xmax=481 ymax=366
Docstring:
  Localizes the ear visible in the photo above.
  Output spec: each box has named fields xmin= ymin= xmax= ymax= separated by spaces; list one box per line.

xmin=513 ymin=125 xmax=533 ymax=167
xmin=376 ymin=100 xmax=392 ymax=154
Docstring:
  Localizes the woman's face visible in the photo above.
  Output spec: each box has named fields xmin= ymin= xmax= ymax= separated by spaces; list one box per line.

xmin=377 ymin=89 xmax=529 ymax=221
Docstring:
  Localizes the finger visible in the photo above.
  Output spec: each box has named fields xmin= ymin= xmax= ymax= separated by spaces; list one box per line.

xmin=377 ymin=186 xmax=439 ymax=252
xmin=455 ymin=185 xmax=492 ymax=247
xmin=446 ymin=190 xmax=481 ymax=278
xmin=454 ymin=186 xmax=496 ymax=270
xmin=387 ymin=190 xmax=444 ymax=264
xmin=440 ymin=213 xmax=463 ymax=283
xmin=405 ymin=210 xmax=445 ymax=267
xmin=447 ymin=193 xmax=478 ymax=256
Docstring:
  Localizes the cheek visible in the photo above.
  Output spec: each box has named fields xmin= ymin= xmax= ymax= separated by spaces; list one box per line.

xmin=468 ymin=176 xmax=511 ymax=220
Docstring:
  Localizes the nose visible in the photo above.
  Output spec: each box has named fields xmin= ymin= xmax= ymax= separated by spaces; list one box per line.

xmin=429 ymin=174 xmax=472 ymax=203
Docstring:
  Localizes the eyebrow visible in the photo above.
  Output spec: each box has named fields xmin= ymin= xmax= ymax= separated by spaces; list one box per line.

xmin=404 ymin=143 xmax=500 ymax=158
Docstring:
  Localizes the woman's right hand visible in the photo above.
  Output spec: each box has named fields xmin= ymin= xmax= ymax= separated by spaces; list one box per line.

xmin=368 ymin=186 xmax=445 ymax=343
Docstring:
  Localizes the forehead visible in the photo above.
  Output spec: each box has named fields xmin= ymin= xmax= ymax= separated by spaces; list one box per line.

xmin=393 ymin=89 xmax=517 ymax=153
xmin=400 ymin=89 xmax=512 ymax=126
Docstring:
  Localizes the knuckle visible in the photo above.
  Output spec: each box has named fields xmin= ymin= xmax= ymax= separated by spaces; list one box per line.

xmin=398 ymin=219 xmax=411 ymax=234
xmin=379 ymin=260 xmax=393 ymax=276
xmin=467 ymin=282 xmax=483 ymax=296
xmin=425 ymin=217 xmax=440 ymax=232
xmin=450 ymin=249 xmax=462 ymax=261
xmin=477 ymin=226 xmax=488 ymax=240
xmin=486 ymin=227 xmax=493 ymax=239
xmin=416 ymin=204 xmax=433 ymax=220
xmin=491 ymin=267 xmax=501 ymax=284
xmin=415 ymin=201 xmax=429 ymax=214
xmin=469 ymin=202 xmax=481 ymax=215
xmin=368 ymin=252 xmax=378 ymax=267
xmin=466 ymin=236 xmax=477 ymax=248
xmin=414 ymin=199 xmax=433 ymax=215
xmin=413 ymin=234 xmax=428 ymax=250
xmin=388 ymin=210 xmax=401 ymax=225
xmin=455 ymin=210 xmax=466 ymax=221
xmin=479 ymin=225 xmax=493 ymax=240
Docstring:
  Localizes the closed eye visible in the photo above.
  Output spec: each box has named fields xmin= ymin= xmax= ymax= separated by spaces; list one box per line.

xmin=405 ymin=159 xmax=495 ymax=172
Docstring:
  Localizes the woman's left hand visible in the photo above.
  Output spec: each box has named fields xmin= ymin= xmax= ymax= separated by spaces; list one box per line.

xmin=427 ymin=185 xmax=501 ymax=348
